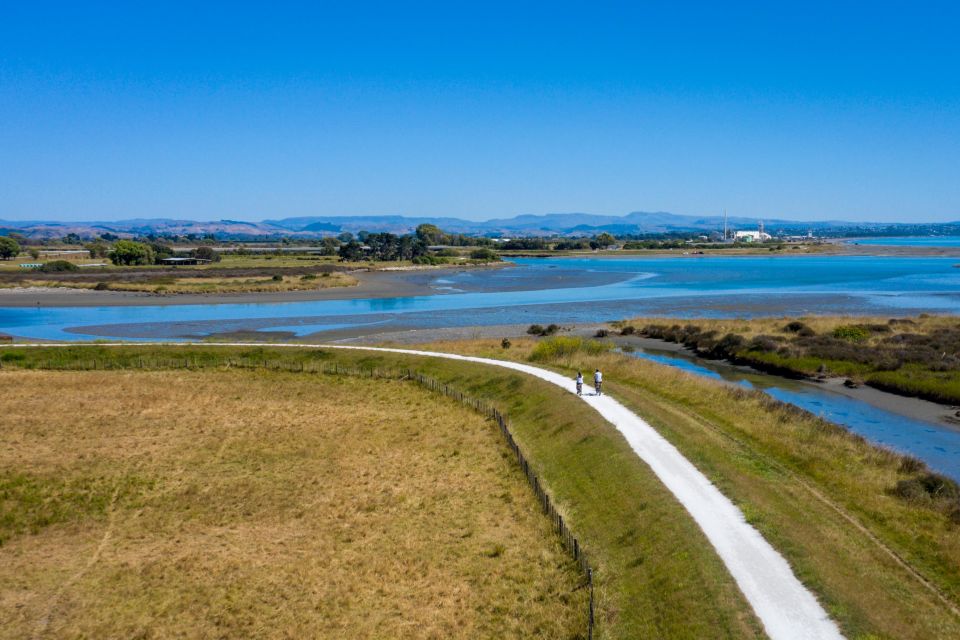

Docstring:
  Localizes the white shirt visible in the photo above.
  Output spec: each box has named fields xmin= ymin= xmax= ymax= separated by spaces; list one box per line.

xmin=576 ymin=375 xmax=583 ymax=383
xmin=594 ymin=371 xmax=602 ymax=383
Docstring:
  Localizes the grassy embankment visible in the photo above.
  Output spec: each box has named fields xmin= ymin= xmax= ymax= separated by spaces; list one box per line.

xmin=0 ymin=345 xmax=764 ymax=640
xmin=409 ymin=335 xmax=960 ymax=639
xmin=621 ymin=315 xmax=960 ymax=405
xmin=0 ymin=365 xmax=587 ymax=638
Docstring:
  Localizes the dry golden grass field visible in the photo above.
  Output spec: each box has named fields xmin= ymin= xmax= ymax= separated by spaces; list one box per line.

xmin=0 ymin=369 xmax=586 ymax=639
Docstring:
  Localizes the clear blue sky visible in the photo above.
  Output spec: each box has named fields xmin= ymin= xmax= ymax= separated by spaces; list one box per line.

xmin=1 ymin=1 xmax=958 ymax=222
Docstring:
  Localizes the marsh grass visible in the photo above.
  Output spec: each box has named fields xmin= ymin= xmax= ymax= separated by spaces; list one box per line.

xmin=0 ymin=368 xmax=586 ymax=639
xmin=625 ymin=314 xmax=960 ymax=404
xmin=528 ymin=336 xmax=612 ymax=362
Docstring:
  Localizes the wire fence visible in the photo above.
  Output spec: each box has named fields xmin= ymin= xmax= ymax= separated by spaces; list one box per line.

xmin=4 ymin=354 xmax=596 ymax=638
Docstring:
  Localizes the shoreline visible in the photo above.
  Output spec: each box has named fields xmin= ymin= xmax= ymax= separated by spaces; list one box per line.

xmin=3 ymin=249 xmax=960 ymax=309
xmin=612 ymin=334 xmax=960 ymax=429
xmin=5 ymin=313 xmax=960 ymax=433
xmin=326 ymin=323 xmax=960 ymax=429
xmin=503 ymin=242 xmax=960 ymax=259
xmin=0 ymin=267 xmax=467 ymax=308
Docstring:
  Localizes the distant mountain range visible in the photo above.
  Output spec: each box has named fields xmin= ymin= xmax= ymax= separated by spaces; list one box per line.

xmin=2 ymin=211 xmax=958 ymax=240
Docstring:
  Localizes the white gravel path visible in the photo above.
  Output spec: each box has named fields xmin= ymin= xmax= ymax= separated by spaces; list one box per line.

xmin=325 ymin=345 xmax=844 ymax=640
xmin=7 ymin=342 xmax=844 ymax=639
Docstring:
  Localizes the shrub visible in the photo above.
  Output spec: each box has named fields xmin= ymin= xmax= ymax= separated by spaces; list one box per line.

xmin=271 ymin=274 xmax=283 ymax=281
xmin=301 ymin=274 xmax=317 ymax=281
xmin=469 ymin=248 xmax=500 ymax=261
xmin=620 ymin=325 xmax=636 ymax=336
xmin=717 ymin=333 xmax=746 ymax=352
xmin=918 ymin=473 xmax=960 ymax=500
xmin=641 ymin=324 xmax=675 ymax=341
xmin=893 ymin=478 xmax=928 ymax=502
xmin=783 ymin=321 xmax=815 ymax=336
xmin=527 ymin=323 xmax=560 ymax=337
xmin=888 ymin=318 xmax=916 ymax=326
xmin=748 ymin=335 xmax=781 ymax=352
xmin=412 ymin=255 xmax=450 ymax=265
xmin=898 ymin=456 xmax=927 ymax=474
xmin=93 ymin=282 xmax=110 ymax=291
xmin=192 ymin=246 xmax=221 ymax=262
xmin=595 ymin=329 xmax=609 ymax=338
xmin=37 ymin=260 xmax=79 ymax=272
xmin=529 ymin=336 xmax=613 ymax=362
xmin=893 ymin=472 xmax=960 ymax=503
xmin=833 ymin=325 xmax=870 ymax=342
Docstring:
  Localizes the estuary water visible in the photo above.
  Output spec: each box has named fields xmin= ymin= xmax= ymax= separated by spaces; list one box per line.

xmin=624 ymin=347 xmax=960 ymax=481
xmin=849 ymin=236 xmax=960 ymax=247
xmin=3 ymin=255 xmax=960 ymax=340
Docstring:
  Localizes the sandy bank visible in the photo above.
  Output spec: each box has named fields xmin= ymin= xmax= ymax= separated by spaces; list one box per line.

xmin=0 ymin=268 xmax=460 ymax=308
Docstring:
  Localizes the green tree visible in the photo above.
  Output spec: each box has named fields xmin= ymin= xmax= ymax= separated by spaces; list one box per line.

xmin=415 ymin=223 xmax=444 ymax=245
xmin=591 ymin=233 xmax=617 ymax=249
xmin=192 ymin=246 xmax=221 ymax=262
xmin=338 ymin=240 xmax=365 ymax=262
xmin=108 ymin=240 xmax=154 ymax=266
xmin=320 ymin=236 xmax=340 ymax=256
xmin=149 ymin=242 xmax=174 ymax=264
xmin=85 ymin=241 xmax=110 ymax=258
xmin=0 ymin=236 xmax=20 ymax=260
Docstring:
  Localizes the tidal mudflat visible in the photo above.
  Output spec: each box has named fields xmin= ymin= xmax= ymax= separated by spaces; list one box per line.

xmin=3 ymin=255 xmax=960 ymax=341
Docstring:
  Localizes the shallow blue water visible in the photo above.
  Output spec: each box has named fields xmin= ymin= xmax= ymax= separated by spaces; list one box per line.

xmin=625 ymin=348 xmax=960 ymax=481
xmin=850 ymin=236 xmax=960 ymax=247
xmin=3 ymin=255 xmax=960 ymax=340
